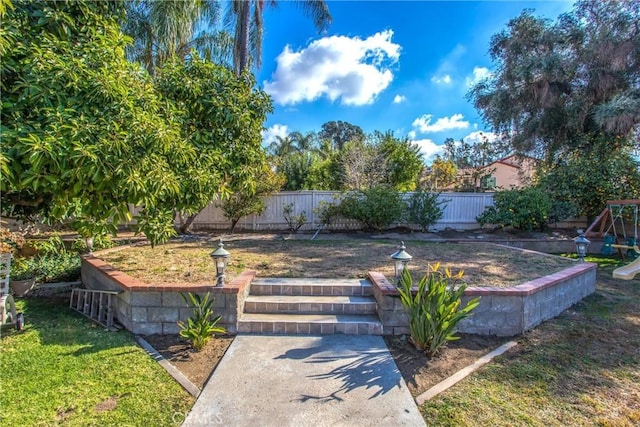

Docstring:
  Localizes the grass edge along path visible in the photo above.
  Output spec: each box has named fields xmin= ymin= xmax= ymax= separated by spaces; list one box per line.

xmin=0 ymin=298 xmax=193 ymax=426
xmin=419 ymin=256 xmax=640 ymax=426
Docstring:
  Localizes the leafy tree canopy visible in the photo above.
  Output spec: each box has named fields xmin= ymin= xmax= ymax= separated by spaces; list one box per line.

xmin=2 ymin=1 xmax=273 ymax=244
xmin=469 ymin=0 xmax=640 ymax=162
xmin=1 ymin=0 xmax=190 ymax=243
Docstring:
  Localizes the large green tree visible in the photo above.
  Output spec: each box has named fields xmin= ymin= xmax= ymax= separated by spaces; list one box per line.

xmin=229 ymin=0 xmax=332 ymax=75
xmin=375 ymin=131 xmax=424 ymax=191
xmin=469 ymin=0 xmax=640 ymax=162
xmin=1 ymin=0 xmax=191 ymax=244
xmin=155 ymin=54 xmax=273 ymax=233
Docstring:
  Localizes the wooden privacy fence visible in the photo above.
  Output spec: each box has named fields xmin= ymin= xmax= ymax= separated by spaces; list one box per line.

xmin=161 ymin=191 xmax=497 ymax=232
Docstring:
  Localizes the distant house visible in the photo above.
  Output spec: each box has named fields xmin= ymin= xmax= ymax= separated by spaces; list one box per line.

xmin=448 ymin=155 xmax=538 ymax=192
xmin=477 ymin=154 xmax=538 ymax=190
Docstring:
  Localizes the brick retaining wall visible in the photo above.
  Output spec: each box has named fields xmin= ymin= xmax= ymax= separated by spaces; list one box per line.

xmin=81 ymin=255 xmax=254 ymax=335
xmin=368 ymin=262 xmax=597 ymax=336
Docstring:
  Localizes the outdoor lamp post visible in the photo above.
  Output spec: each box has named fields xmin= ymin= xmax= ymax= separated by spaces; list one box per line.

xmin=210 ymin=239 xmax=230 ymax=286
xmin=390 ymin=241 xmax=412 ymax=284
xmin=574 ymin=229 xmax=590 ymax=262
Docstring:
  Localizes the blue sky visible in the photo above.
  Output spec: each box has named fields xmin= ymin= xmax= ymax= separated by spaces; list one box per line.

xmin=257 ymin=0 xmax=573 ymax=162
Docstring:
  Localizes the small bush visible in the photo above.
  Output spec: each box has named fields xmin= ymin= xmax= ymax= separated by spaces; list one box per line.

xmin=282 ymin=203 xmax=307 ymax=233
xmin=178 ymin=292 xmax=226 ymax=351
xmin=313 ymin=200 xmax=343 ymax=229
xmin=476 ymin=187 xmax=551 ymax=231
xmin=397 ymin=263 xmax=480 ymax=357
xmin=338 ymin=186 xmax=405 ymax=231
xmin=405 ymin=190 xmax=447 ymax=232
xmin=11 ymin=236 xmax=81 ymax=282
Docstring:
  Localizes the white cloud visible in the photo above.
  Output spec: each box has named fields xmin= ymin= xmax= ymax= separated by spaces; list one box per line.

xmin=412 ymin=113 xmax=470 ymax=133
xmin=408 ymin=130 xmax=417 ymax=139
xmin=411 ymin=138 xmax=444 ymax=162
xmin=264 ymin=30 xmax=401 ymax=106
xmin=431 ymin=74 xmax=452 ymax=85
xmin=462 ymin=130 xmax=497 ymax=145
xmin=393 ymin=94 xmax=406 ymax=104
xmin=465 ymin=66 xmax=491 ymax=87
xmin=262 ymin=124 xmax=289 ymax=145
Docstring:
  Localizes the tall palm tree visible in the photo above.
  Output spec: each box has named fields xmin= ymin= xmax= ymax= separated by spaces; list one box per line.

xmin=267 ymin=135 xmax=296 ymax=157
xmin=289 ymin=131 xmax=317 ymax=153
xmin=124 ymin=0 xmax=233 ymax=75
xmin=229 ymin=0 xmax=332 ymax=75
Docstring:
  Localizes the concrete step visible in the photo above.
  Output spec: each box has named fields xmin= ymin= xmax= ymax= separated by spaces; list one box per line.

xmin=244 ymin=295 xmax=377 ymax=315
xmin=250 ymin=278 xmax=373 ymax=297
xmin=237 ymin=313 xmax=383 ymax=335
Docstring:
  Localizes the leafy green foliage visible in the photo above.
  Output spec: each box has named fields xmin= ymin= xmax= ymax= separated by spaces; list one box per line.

xmin=220 ymin=164 xmax=284 ymax=233
xmin=375 ymin=131 xmax=424 ymax=191
xmin=469 ymin=1 xmax=640 ymax=160
xmin=338 ymin=186 xmax=405 ymax=231
xmin=155 ymin=54 xmax=273 ymax=233
xmin=405 ymin=190 xmax=447 ymax=232
xmin=476 ymin=187 xmax=551 ymax=231
xmin=177 ymin=292 xmax=226 ymax=351
xmin=282 ymin=204 xmax=307 ymax=233
xmin=536 ymin=137 xmax=640 ymax=221
xmin=1 ymin=1 xmax=188 ymax=244
xmin=10 ymin=236 xmax=81 ymax=282
xmin=397 ymin=264 xmax=480 ymax=357
xmin=425 ymin=158 xmax=458 ymax=191
xmin=313 ymin=200 xmax=343 ymax=228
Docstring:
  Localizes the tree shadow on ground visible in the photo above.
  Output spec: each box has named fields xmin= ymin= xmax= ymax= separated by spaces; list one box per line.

xmin=275 ymin=335 xmax=403 ymax=401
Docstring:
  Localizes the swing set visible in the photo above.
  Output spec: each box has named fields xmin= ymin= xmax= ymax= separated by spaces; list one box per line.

xmin=586 ymin=199 xmax=640 ymax=258
xmin=585 ymin=199 xmax=640 ymax=279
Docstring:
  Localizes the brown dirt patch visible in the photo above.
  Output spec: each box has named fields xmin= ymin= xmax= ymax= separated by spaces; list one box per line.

xmin=144 ymin=334 xmax=234 ymax=389
xmin=384 ymin=334 xmax=508 ymax=396
xmin=94 ymin=396 xmax=118 ymax=413
xmin=98 ymin=233 xmax=574 ymax=287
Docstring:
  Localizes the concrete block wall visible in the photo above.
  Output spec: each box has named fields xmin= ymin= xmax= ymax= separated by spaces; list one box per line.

xmin=81 ymin=254 xmax=254 ymax=335
xmin=368 ymin=261 xmax=597 ymax=337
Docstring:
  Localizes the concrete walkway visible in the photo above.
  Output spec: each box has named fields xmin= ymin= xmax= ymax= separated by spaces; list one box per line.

xmin=182 ymin=335 xmax=425 ymax=427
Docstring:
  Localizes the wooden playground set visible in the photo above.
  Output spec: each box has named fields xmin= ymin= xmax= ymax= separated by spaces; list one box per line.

xmin=585 ymin=199 xmax=640 ymax=280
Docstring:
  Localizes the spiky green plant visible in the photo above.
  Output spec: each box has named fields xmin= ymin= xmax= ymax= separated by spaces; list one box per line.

xmin=397 ymin=263 xmax=480 ymax=357
xmin=177 ymin=292 xmax=226 ymax=351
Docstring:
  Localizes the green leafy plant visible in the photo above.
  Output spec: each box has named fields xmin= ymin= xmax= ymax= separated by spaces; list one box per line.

xmin=313 ymin=200 xmax=343 ymax=229
xmin=11 ymin=236 xmax=81 ymax=282
xmin=177 ymin=292 xmax=226 ymax=351
xmin=397 ymin=263 xmax=480 ymax=357
xmin=338 ymin=186 xmax=405 ymax=231
xmin=476 ymin=187 xmax=551 ymax=231
xmin=405 ymin=189 xmax=447 ymax=232
xmin=282 ymin=203 xmax=307 ymax=233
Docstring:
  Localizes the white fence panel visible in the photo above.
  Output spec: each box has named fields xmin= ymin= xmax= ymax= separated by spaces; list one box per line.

xmin=182 ymin=191 xmax=495 ymax=232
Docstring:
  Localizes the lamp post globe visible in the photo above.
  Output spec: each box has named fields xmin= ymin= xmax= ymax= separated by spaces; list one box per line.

xmin=210 ymin=239 xmax=231 ymax=286
xmin=574 ymin=230 xmax=590 ymax=262
xmin=390 ymin=241 xmax=412 ymax=283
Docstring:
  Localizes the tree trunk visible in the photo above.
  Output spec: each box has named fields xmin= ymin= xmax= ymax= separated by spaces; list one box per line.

xmin=235 ymin=1 xmax=250 ymax=75
xmin=179 ymin=214 xmax=198 ymax=234
xmin=230 ymin=218 xmax=239 ymax=234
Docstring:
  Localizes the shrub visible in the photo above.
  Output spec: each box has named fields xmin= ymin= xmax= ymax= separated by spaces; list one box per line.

xmin=476 ymin=187 xmax=551 ymax=231
xmin=313 ymin=200 xmax=343 ymax=229
xmin=338 ymin=186 xmax=405 ymax=231
xmin=11 ymin=236 xmax=81 ymax=282
xmin=178 ymin=292 xmax=226 ymax=351
xmin=397 ymin=263 xmax=480 ymax=357
xmin=405 ymin=190 xmax=447 ymax=232
xmin=282 ymin=203 xmax=307 ymax=233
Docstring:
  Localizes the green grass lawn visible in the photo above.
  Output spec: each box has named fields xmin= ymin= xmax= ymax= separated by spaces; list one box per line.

xmin=0 ymin=298 xmax=193 ymax=426
xmin=421 ymin=256 xmax=640 ymax=426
